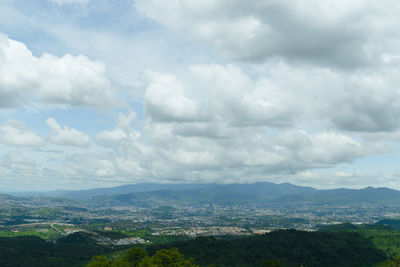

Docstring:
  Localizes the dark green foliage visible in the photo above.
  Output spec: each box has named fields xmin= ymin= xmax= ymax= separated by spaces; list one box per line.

xmin=318 ymin=223 xmax=400 ymax=257
xmin=376 ymin=219 xmax=400 ymax=230
xmin=261 ymin=259 xmax=286 ymax=267
xmin=147 ymin=230 xmax=386 ymax=267
xmin=318 ymin=222 xmax=360 ymax=232
xmin=123 ymin=247 xmax=148 ymax=266
xmin=319 ymin=222 xmax=392 ymax=232
xmin=0 ymin=229 xmax=391 ymax=267
xmin=0 ymin=233 xmax=112 ymax=267
xmin=376 ymin=254 xmax=400 ymax=267
xmin=146 ymin=247 xmax=197 ymax=266
xmin=86 ymin=255 xmax=112 ymax=267
xmin=86 ymin=247 xmax=198 ymax=267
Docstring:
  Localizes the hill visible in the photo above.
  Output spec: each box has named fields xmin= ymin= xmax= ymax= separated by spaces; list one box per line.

xmin=376 ymin=219 xmax=400 ymax=230
xmin=86 ymin=182 xmax=317 ymax=207
xmin=147 ymin=229 xmax=386 ymax=267
xmin=0 ymin=232 xmax=112 ymax=267
xmin=85 ymin=183 xmax=400 ymax=207
xmin=274 ymin=187 xmax=400 ymax=204
xmin=6 ymin=182 xmax=400 ymax=207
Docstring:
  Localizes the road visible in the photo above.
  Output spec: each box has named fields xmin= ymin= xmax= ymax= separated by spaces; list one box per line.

xmin=50 ymin=224 xmax=66 ymax=236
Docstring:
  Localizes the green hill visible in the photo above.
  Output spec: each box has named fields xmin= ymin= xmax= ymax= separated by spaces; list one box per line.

xmin=0 ymin=232 xmax=112 ymax=267
xmin=147 ymin=229 xmax=386 ymax=267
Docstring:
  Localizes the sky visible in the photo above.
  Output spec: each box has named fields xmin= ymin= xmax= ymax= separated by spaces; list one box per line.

xmin=1 ymin=0 xmax=400 ymax=191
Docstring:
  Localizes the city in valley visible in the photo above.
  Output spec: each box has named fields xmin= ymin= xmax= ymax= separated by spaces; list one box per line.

xmin=2 ymin=182 xmax=400 ymax=245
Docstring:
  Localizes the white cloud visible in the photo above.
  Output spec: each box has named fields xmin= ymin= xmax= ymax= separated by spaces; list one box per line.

xmin=3 ymin=1 xmax=400 ymax=190
xmin=63 ymin=154 xmax=116 ymax=179
xmin=189 ymin=64 xmax=294 ymax=127
xmin=245 ymin=62 xmax=400 ymax=133
xmin=46 ymin=118 xmax=90 ymax=147
xmin=40 ymin=60 xmax=400 ymax=187
xmin=279 ymin=170 xmax=400 ymax=190
xmin=97 ymin=128 xmax=129 ymax=145
xmin=96 ymin=111 xmax=141 ymax=148
xmin=117 ymin=110 xmax=137 ymax=130
xmin=142 ymin=64 xmax=295 ymax=128
xmin=135 ymin=0 xmax=400 ymax=69
xmin=48 ymin=0 xmax=89 ymax=5
xmin=0 ymin=152 xmax=43 ymax=184
xmin=91 ymin=108 xmax=371 ymax=185
xmin=0 ymin=33 xmax=119 ymax=109
xmin=143 ymin=71 xmax=203 ymax=122
xmin=0 ymin=120 xmax=43 ymax=147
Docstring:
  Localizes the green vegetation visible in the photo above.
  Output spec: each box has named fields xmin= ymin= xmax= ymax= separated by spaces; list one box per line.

xmin=86 ymin=247 xmax=198 ymax=267
xmin=319 ymin=223 xmax=400 ymax=258
xmin=261 ymin=259 xmax=286 ymax=267
xmin=0 ymin=232 xmax=115 ymax=267
xmin=147 ymin=229 xmax=385 ymax=267
xmin=376 ymin=255 xmax=400 ymax=267
xmin=376 ymin=219 xmax=400 ymax=230
xmin=2 ymin=224 xmax=400 ymax=266
xmin=0 ymin=225 xmax=61 ymax=240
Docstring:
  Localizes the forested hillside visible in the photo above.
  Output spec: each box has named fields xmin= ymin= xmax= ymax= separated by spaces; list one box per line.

xmin=0 ymin=233 xmax=112 ymax=267
xmin=147 ymin=230 xmax=386 ymax=267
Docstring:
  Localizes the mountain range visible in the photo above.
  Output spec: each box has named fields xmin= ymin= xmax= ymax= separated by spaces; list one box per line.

xmin=5 ymin=182 xmax=400 ymax=207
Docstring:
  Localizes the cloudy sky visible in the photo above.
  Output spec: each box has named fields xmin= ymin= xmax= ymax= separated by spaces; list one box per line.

xmin=1 ymin=0 xmax=400 ymax=191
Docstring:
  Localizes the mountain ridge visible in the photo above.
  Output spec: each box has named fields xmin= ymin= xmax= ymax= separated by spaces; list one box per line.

xmin=5 ymin=182 xmax=400 ymax=207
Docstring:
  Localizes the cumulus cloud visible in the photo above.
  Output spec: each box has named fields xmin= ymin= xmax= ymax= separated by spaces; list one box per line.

xmin=43 ymin=59 xmax=400 ymax=187
xmin=143 ymin=64 xmax=294 ymax=128
xmin=46 ymin=118 xmax=90 ymax=147
xmin=264 ymin=62 xmax=400 ymax=133
xmin=117 ymin=110 xmax=137 ymax=129
xmin=135 ymin=0 xmax=400 ymax=68
xmin=190 ymin=64 xmax=294 ymax=127
xmin=91 ymin=107 xmax=371 ymax=185
xmin=280 ymin=170 xmax=400 ymax=190
xmin=0 ymin=33 xmax=119 ymax=109
xmin=63 ymin=153 xmax=117 ymax=179
xmin=48 ymin=0 xmax=89 ymax=5
xmin=0 ymin=152 xmax=62 ymax=191
xmin=327 ymin=68 xmax=400 ymax=132
xmin=143 ymin=71 xmax=204 ymax=122
xmin=0 ymin=120 xmax=43 ymax=147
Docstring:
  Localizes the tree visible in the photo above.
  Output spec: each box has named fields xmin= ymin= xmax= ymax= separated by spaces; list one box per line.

xmin=86 ymin=248 xmax=198 ymax=267
xmin=146 ymin=248 xmax=198 ymax=267
xmin=261 ymin=258 xmax=286 ymax=267
xmin=124 ymin=247 xmax=149 ymax=266
xmin=86 ymin=255 xmax=112 ymax=267
xmin=376 ymin=254 xmax=400 ymax=267
xmin=111 ymin=258 xmax=132 ymax=267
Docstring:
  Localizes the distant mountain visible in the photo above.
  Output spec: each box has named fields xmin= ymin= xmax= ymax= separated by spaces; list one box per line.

xmin=8 ymin=182 xmax=316 ymax=201
xmin=84 ymin=182 xmax=316 ymax=207
xmin=0 ymin=193 xmax=28 ymax=202
xmin=6 ymin=182 xmax=400 ymax=207
xmin=0 ymin=192 xmax=79 ymax=207
xmin=274 ymin=186 xmax=400 ymax=204
xmin=85 ymin=183 xmax=400 ymax=208
xmin=10 ymin=183 xmax=219 ymax=200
